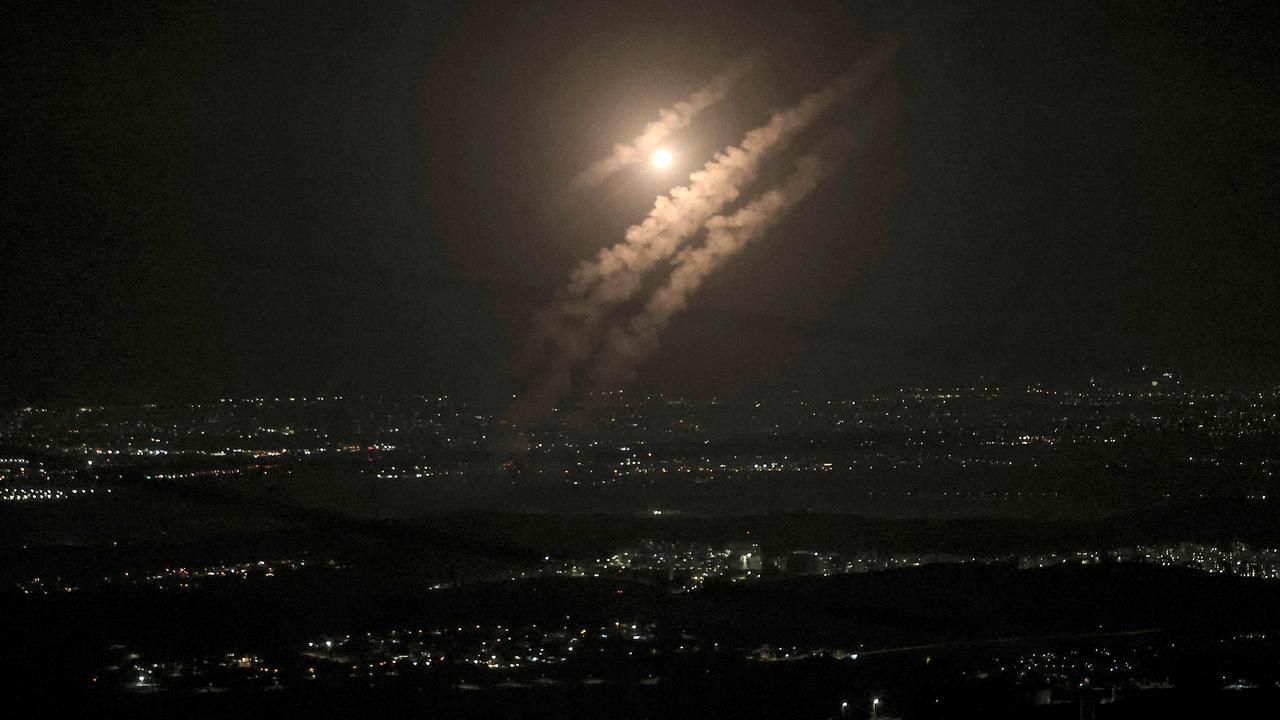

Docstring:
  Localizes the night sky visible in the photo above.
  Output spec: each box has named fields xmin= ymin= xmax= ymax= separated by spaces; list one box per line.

xmin=4 ymin=1 xmax=1276 ymax=407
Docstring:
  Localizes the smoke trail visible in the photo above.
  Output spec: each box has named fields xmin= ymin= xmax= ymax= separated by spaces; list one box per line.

xmin=564 ymin=78 xmax=851 ymax=305
xmin=514 ymin=44 xmax=894 ymax=418
xmin=516 ymin=81 xmax=850 ymax=417
xmin=565 ymin=42 xmax=894 ymax=314
xmin=567 ymin=61 xmax=750 ymax=195
xmin=590 ymin=137 xmax=856 ymax=387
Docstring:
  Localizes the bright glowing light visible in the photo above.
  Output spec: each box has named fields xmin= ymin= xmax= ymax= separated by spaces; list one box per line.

xmin=650 ymin=148 xmax=673 ymax=169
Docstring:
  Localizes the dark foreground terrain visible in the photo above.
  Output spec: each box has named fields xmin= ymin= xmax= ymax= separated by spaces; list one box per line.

xmin=3 ymin=483 xmax=1280 ymax=718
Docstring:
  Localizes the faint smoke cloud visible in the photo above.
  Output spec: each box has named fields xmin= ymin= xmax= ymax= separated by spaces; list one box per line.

xmin=591 ymin=137 xmax=856 ymax=387
xmin=567 ymin=61 xmax=751 ymax=195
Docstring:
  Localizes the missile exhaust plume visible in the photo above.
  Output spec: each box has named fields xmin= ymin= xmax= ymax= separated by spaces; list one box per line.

xmin=514 ymin=43 xmax=894 ymax=419
xmin=565 ymin=77 xmax=852 ymax=306
xmin=591 ymin=136 xmax=856 ymax=387
xmin=516 ymin=81 xmax=850 ymax=418
xmin=567 ymin=61 xmax=751 ymax=195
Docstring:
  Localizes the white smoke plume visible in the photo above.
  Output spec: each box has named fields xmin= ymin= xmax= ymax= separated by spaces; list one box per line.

xmin=567 ymin=61 xmax=751 ymax=195
xmin=564 ymin=77 xmax=852 ymax=306
xmin=515 ymin=81 xmax=850 ymax=417
xmin=590 ymin=137 xmax=856 ymax=387
xmin=514 ymin=44 xmax=894 ymax=418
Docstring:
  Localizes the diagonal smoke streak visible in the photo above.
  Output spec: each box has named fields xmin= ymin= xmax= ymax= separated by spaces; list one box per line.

xmin=514 ymin=44 xmax=894 ymax=418
xmin=567 ymin=61 xmax=751 ymax=195
xmin=516 ymin=82 xmax=848 ymax=416
xmin=563 ymin=77 xmax=850 ymax=307
xmin=590 ymin=137 xmax=856 ymax=388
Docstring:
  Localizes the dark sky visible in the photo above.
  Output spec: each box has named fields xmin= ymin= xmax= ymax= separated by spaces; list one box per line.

xmin=3 ymin=1 xmax=1276 ymax=407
